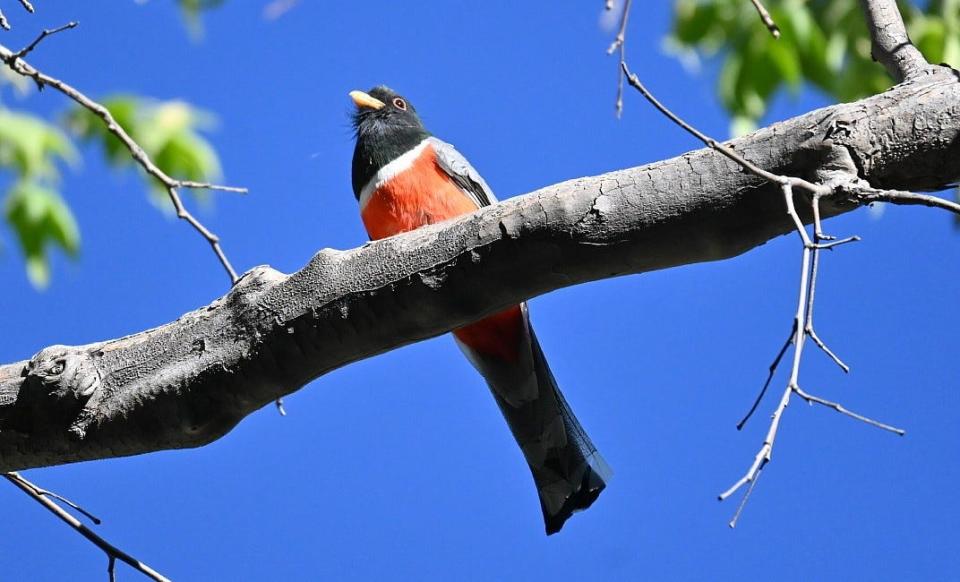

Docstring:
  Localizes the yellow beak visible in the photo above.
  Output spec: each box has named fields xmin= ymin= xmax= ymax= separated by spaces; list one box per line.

xmin=349 ymin=90 xmax=386 ymax=110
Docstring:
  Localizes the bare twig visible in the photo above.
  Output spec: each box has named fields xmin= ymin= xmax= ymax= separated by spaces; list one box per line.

xmin=728 ymin=458 xmax=763 ymax=528
xmin=13 ymin=21 xmax=77 ymax=60
xmin=0 ymin=33 xmax=243 ymax=284
xmin=618 ymin=59 xmax=906 ymax=525
xmin=606 ymin=0 xmax=632 ymax=117
xmin=720 ymin=184 xmax=816 ymax=503
xmin=0 ymin=0 xmax=33 ymax=30
xmin=749 ymin=0 xmax=780 ymax=38
xmin=736 ymin=324 xmax=792 ymax=431
xmin=5 ymin=472 xmax=170 ymax=582
xmin=620 ymin=62 xmax=827 ymax=196
xmin=841 ymin=185 xmax=960 ymax=216
xmin=806 ymin=194 xmax=854 ymax=373
xmin=719 ymin=184 xmax=902 ymax=517
xmin=10 ymin=474 xmax=103 ymax=524
xmin=793 ymin=387 xmax=906 ymax=435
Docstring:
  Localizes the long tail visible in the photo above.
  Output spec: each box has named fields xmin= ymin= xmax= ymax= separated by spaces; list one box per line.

xmin=454 ymin=304 xmax=612 ymax=535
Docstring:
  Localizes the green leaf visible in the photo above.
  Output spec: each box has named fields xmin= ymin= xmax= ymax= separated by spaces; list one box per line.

xmin=766 ymin=34 xmax=802 ymax=89
xmin=0 ymin=109 xmax=76 ymax=179
xmin=4 ymin=181 xmax=80 ymax=288
xmin=673 ymin=0 xmax=719 ymax=45
xmin=668 ymin=0 xmax=953 ymax=129
xmin=68 ymin=95 xmax=223 ymax=198
xmin=176 ymin=0 xmax=227 ymax=39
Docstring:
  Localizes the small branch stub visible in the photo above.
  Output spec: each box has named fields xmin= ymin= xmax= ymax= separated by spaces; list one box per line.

xmin=749 ymin=0 xmax=781 ymax=38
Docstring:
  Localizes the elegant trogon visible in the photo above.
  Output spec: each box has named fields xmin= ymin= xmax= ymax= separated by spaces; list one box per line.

xmin=349 ymin=86 xmax=611 ymax=534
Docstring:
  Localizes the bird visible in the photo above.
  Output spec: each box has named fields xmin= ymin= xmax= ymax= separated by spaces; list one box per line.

xmin=349 ymin=86 xmax=611 ymax=535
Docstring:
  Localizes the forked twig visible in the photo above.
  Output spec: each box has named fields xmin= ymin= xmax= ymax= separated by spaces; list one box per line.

xmin=618 ymin=59 xmax=907 ymax=526
xmin=5 ymin=472 xmax=170 ymax=582
xmin=735 ymin=323 xmax=793 ymax=431
xmin=793 ymin=387 xmax=905 ymax=435
xmin=13 ymin=21 xmax=77 ymax=59
xmin=719 ymin=184 xmax=903 ymax=518
xmin=606 ymin=0 xmax=633 ymax=117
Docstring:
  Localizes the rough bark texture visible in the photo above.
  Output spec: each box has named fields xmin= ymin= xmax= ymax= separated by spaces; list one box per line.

xmin=2 ymin=68 xmax=959 ymax=472
xmin=860 ymin=0 xmax=929 ymax=81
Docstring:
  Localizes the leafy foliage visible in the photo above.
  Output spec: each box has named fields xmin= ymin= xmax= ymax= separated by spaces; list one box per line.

xmin=67 ymin=95 xmax=222 ymax=208
xmin=5 ymin=181 xmax=79 ymax=287
xmin=0 ymin=109 xmax=78 ymax=287
xmin=0 ymin=91 xmax=222 ymax=287
xmin=670 ymin=0 xmax=960 ymax=134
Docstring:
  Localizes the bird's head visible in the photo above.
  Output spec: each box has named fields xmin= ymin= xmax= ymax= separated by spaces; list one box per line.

xmin=350 ymin=85 xmax=431 ymax=197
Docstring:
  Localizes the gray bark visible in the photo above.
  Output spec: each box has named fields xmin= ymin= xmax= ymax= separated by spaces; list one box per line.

xmin=2 ymin=67 xmax=959 ymax=473
xmin=859 ymin=0 xmax=929 ymax=81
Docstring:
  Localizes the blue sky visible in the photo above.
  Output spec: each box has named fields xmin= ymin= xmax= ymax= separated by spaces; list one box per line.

xmin=1 ymin=2 xmax=958 ymax=581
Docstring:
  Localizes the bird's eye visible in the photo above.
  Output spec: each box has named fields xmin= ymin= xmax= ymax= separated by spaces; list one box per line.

xmin=393 ymin=97 xmax=407 ymax=111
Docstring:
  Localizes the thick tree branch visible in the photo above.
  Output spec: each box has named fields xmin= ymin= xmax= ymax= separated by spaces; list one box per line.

xmin=1 ymin=72 xmax=959 ymax=472
xmin=859 ymin=0 xmax=929 ymax=81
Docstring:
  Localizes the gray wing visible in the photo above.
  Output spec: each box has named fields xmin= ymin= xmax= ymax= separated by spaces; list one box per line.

xmin=428 ymin=136 xmax=498 ymax=208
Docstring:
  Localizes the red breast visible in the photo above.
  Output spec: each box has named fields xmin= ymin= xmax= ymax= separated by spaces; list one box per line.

xmin=360 ymin=143 xmax=479 ymax=241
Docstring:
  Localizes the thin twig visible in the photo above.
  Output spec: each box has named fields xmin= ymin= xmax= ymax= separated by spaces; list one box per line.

xmin=0 ymin=0 xmax=35 ymax=31
xmin=5 ymin=473 xmax=170 ymax=582
xmin=738 ymin=201 xmax=859 ymax=431
xmin=805 ymin=247 xmax=850 ymax=373
xmin=13 ymin=21 xmax=77 ymax=60
xmin=842 ymin=185 xmax=960 ymax=216
xmin=0 ymin=34 xmax=244 ymax=284
xmin=749 ymin=0 xmax=781 ymax=38
xmin=719 ymin=184 xmax=814 ymax=506
xmin=805 ymin=195 xmax=852 ymax=373
xmin=793 ymin=387 xmax=906 ymax=435
xmin=619 ymin=35 xmax=906 ymax=529
xmin=728 ymin=461 xmax=763 ymax=528
xmin=607 ymin=0 xmax=632 ymax=117
xmin=719 ymin=369 xmax=793 ymax=501
xmin=620 ymin=62 xmax=828 ymax=196
xmin=721 ymin=188 xmax=901 ymax=520
xmin=736 ymin=324 xmax=793 ymax=431
xmin=13 ymin=476 xmax=103 ymax=524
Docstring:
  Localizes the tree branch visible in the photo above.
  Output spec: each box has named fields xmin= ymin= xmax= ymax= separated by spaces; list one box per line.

xmin=859 ymin=0 xmax=929 ymax=82
xmin=0 ymin=72 xmax=959 ymax=472
xmin=5 ymin=472 xmax=170 ymax=581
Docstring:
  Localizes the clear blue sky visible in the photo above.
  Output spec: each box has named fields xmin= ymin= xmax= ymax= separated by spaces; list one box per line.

xmin=2 ymin=2 xmax=958 ymax=581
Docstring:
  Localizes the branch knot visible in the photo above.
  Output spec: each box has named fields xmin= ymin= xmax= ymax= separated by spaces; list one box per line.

xmin=5 ymin=346 xmax=102 ymax=434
